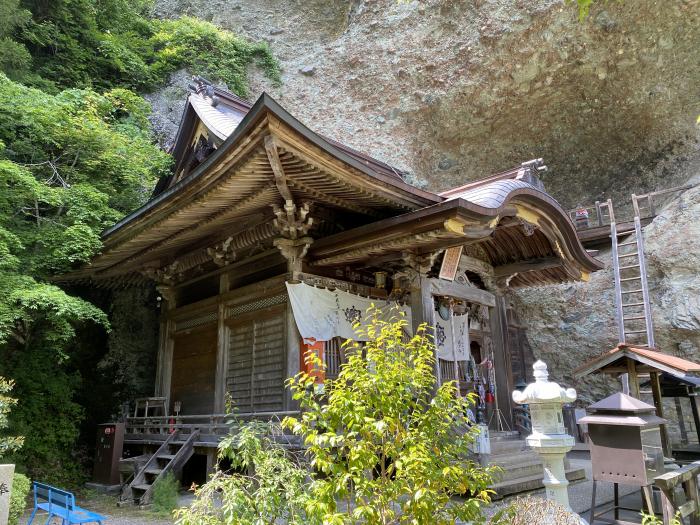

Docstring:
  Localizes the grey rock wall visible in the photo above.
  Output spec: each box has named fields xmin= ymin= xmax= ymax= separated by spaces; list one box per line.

xmin=153 ymin=0 xmax=699 ymax=208
xmin=149 ymin=0 xmax=700 ymax=415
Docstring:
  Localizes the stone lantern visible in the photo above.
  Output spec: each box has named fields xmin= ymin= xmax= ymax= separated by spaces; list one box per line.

xmin=513 ymin=360 xmax=577 ymax=511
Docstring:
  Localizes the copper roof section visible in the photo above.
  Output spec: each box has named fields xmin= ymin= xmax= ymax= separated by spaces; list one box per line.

xmin=574 ymin=343 xmax=700 ymax=380
xmin=587 ymin=392 xmax=656 ymax=414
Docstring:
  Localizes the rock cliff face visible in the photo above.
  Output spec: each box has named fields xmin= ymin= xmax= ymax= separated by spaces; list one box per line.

xmin=152 ymin=0 xmax=699 ymax=206
xmin=513 ymin=176 xmax=700 ymax=404
xmin=151 ymin=0 xmax=700 ymax=403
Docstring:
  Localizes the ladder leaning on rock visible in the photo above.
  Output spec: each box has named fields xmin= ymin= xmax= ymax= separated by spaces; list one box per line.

xmin=604 ymin=199 xmax=655 ymax=348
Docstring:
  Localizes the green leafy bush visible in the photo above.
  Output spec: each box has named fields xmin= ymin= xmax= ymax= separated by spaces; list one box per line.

xmin=3 ymin=1 xmax=280 ymax=94
xmin=175 ymin=421 xmax=309 ymax=525
xmin=8 ymin=472 xmax=30 ymax=525
xmin=284 ymin=307 xmax=499 ymax=524
xmin=152 ymin=472 xmax=180 ymax=517
xmin=0 ymin=376 xmax=23 ymax=456
xmin=178 ymin=313 xmax=502 ymax=524
xmin=0 ymin=73 xmax=167 ymax=482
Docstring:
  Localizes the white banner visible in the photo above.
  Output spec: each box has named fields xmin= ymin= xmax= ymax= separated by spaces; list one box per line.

xmin=434 ymin=311 xmax=470 ymax=362
xmin=286 ymin=282 xmax=411 ymax=343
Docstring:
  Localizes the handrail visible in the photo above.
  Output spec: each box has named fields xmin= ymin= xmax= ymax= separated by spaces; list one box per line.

xmin=512 ymin=405 xmax=531 ymax=436
xmin=124 ymin=411 xmax=302 ymax=436
xmin=568 ymin=183 xmax=695 ymax=231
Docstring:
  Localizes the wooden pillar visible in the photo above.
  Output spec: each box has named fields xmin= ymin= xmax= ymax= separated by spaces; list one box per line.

xmin=285 ymin=306 xmax=302 ymax=411
xmin=650 ymin=371 xmax=671 ymax=457
xmin=275 ymin=239 xmax=310 ymax=411
xmin=490 ymin=295 xmax=513 ymax=428
xmin=689 ymin=390 xmax=700 ymax=446
xmin=409 ymin=272 xmax=438 ymax=385
xmin=626 ymin=359 xmax=640 ymax=398
xmin=154 ymin=285 xmax=176 ymax=411
xmin=674 ymin=397 xmax=688 ymax=444
xmin=214 ymin=274 xmax=230 ymax=414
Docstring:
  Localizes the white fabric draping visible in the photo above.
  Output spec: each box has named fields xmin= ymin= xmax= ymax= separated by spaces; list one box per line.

xmin=286 ymin=282 xmax=411 ymax=343
xmin=434 ymin=312 xmax=469 ymax=362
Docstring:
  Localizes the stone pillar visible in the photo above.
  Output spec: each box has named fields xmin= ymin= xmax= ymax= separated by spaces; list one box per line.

xmin=512 ymin=361 xmax=577 ymax=512
xmin=0 ymin=464 xmax=14 ymax=525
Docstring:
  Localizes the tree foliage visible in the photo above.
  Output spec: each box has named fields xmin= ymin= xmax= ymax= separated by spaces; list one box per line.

xmin=285 ymin=309 xmax=499 ymax=525
xmin=0 ymin=376 xmax=23 ymax=457
xmin=0 ymin=0 xmax=279 ymax=484
xmin=1 ymin=0 xmax=280 ymax=94
xmin=175 ymin=421 xmax=309 ymax=525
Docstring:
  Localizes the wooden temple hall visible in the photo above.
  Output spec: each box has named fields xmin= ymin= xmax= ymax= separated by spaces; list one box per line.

xmin=65 ymin=78 xmax=603 ymax=500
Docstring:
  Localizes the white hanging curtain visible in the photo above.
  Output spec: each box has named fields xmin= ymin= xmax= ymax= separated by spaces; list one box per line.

xmin=286 ymin=282 xmax=411 ymax=343
xmin=434 ymin=312 xmax=470 ymax=362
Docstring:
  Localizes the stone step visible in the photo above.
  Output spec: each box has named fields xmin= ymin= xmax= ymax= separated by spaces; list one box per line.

xmin=489 ymin=431 xmax=521 ymax=442
xmin=491 ymin=466 xmax=587 ymax=499
xmin=489 ymin=439 xmax=526 ymax=455
xmin=489 ymin=450 xmax=541 ymax=465
xmin=492 ymin=461 xmax=545 ymax=483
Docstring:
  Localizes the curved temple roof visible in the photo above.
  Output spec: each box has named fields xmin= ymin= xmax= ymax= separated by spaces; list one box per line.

xmin=62 ymin=83 xmax=602 ymax=288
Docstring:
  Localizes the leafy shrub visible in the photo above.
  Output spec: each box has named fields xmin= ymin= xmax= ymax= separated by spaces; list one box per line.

xmin=0 ymin=377 xmax=23 ymax=456
xmin=152 ymin=472 xmax=179 ymax=517
xmin=175 ymin=421 xmax=309 ymax=525
xmin=284 ymin=308 xmax=499 ymax=524
xmin=3 ymin=1 xmax=280 ymax=95
xmin=8 ymin=472 xmax=30 ymax=525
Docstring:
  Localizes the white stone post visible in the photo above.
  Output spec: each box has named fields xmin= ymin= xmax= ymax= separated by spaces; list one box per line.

xmin=0 ymin=463 xmax=15 ymax=525
xmin=512 ymin=361 xmax=577 ymax=511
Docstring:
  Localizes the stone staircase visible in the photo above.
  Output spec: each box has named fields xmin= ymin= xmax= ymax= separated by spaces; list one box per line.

xmin=487 ymin=431 xmax=586 ymax=498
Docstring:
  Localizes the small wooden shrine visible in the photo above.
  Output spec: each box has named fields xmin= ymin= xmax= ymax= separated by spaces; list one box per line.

xmin=575 ymin=343 xmax=700 ymax=460
xmin=63 ymin=78 xmax=602 ymax=499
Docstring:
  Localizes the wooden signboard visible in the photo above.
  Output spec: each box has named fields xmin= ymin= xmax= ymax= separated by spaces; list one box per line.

xmin=439 ymin=246 xmax=463 ymax=281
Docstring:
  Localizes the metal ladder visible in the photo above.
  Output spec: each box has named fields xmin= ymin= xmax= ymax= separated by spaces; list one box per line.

xmin=604 ymin=199 xmax=655 ymax=348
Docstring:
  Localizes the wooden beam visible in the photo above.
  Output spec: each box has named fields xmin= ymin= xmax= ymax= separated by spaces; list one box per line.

xmin=265 ymin=135 xmax=294 ymax=202
xmin=493 ymin=257 xmax=562 ymax=278
xmin=428 ymin=278 xmax=496 ymax=307
xmin=627 ymin=359 xmax=640 ymax=398
xmin=650 ymin=371 xmax=671 ymax=457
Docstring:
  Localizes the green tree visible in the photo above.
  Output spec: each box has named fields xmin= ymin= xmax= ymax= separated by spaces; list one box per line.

xmin=174 ymin=421 xmax=309 ymax=525
xmin=1 ymin=0 xmax=279 ymax=94
xmin=0 ymin=376 xmax=23 ymax=456
xmin=284 ymin=308 xmax=499 ymax=525
xmin=0 ymin=73 xmax=169 ymax=481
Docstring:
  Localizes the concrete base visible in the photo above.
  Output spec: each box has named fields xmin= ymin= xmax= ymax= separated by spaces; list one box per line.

xmin=492 ymin=465 xmax=586 ymax=499
xmin=85 ymin=482 xmax=121 ymax=495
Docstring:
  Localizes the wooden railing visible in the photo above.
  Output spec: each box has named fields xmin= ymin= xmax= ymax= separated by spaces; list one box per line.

xmin=568 ymin=184 xmax=693 ymax=231
xmin=654 ymin=460 xmax=700 ymax=524
xmin=125 ymin=411 xmax=301 ymax=441
xmin=513 ymin=405 xmax=531 ymax=436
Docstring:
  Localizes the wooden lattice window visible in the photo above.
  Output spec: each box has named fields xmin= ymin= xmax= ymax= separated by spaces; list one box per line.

xmin=227 ymin=304 xmax=286 ymax=414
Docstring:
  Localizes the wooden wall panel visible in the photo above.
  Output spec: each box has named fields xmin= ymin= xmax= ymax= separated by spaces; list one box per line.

xmin=170 ymin=325 xmax=217 ymax=415
xmin=226 ymin=304 xmax=286 ymax=414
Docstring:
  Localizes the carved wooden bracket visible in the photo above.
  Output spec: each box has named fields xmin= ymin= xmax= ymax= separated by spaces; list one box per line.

xmin=141 ymin=261 xmax=184 ymax=286
xmin=274 ymin=236 xmax=313 ymax=280
xmin=155 ymin=284 xmax=177 ymax=305
xmin=272 ymin=201 xmax=314 ymax=240
xmin=207 ymin=236 xmax=237 ymax=267
xmin=401 ymin=251 xmax=442 ymax=281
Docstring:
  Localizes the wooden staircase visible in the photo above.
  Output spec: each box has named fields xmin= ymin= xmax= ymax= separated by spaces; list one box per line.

xmin=120 ymin=430 xmax=199 ymax=506
xmin=604 ymin=199 xmax=655 ymax=348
